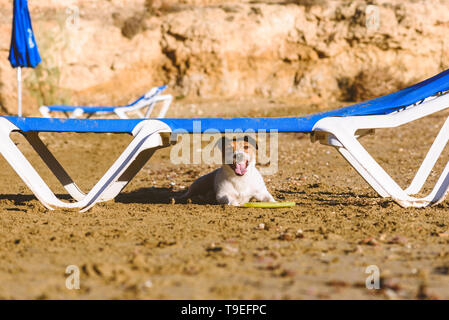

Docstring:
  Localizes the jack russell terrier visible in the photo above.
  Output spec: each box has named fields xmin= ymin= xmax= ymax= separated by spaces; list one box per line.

xmin=177 ymin=135 xmax=275 ymax=206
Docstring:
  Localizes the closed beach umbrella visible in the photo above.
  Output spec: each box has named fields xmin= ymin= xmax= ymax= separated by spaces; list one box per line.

xmin=8 ymin=0 xmax=41 ymax=116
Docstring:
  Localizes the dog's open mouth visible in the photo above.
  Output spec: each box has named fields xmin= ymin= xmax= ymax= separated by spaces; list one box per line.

xmin=230 ymin=160 xmax=248 ymax=176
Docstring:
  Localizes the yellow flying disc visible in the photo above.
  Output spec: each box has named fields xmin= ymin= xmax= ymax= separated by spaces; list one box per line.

xmin=243 ymin=201 xmax=296 ymax=208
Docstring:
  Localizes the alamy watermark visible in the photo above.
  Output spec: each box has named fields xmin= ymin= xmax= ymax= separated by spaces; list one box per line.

xmin=65 ymin=265 xmax=80 ymax=290
xmin=366 ymin=5 xmax=380 ymax=31
xmin=365 ymin=265 xmax=380 ymax=290
xmin=169 ymin=122 xmax=279 ymax=175
xmin=65 ymin=5 xmax=80 ymax=30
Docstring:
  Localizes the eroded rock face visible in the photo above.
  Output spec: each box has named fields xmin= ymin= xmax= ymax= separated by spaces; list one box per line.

xmin=0 ymin=0 xmax=449 ymax=114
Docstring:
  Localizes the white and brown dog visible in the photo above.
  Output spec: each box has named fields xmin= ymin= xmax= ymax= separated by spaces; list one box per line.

xmin=177 ymin=135 xmax=275 ymax=206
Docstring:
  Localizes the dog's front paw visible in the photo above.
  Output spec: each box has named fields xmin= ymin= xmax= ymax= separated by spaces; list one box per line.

xmin=217 ymin=195 xmax=242 ymax=206
xmin=259 ymin=193 xmax=276 ymax=203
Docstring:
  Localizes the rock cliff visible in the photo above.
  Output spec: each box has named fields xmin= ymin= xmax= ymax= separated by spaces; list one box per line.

xmin=0 ymin=0 xmax=448 ymax=114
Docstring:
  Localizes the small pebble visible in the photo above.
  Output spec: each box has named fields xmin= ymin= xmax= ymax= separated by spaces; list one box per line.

xmin=279 ymin=230 xmax=295 ymax=241
xmin=388 ymin=235 xmax=408 ymax=245
xmin=280 ymin=269 xmax=296 ymax=277
xmin=359 ymin=237 xmax=379 ymax=246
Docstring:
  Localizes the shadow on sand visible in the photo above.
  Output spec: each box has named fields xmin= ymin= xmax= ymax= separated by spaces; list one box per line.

xmin=115 ymin=187 xmax=181 ymax=204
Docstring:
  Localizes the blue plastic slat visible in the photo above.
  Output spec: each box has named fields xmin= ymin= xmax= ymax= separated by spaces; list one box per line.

xmin=4 ymin=117 xmax=143 ymax=133
xmin=46 ymin=105 xmax=117 ymax=113
xmin=5 ymin=69 xmax=449 ymax=133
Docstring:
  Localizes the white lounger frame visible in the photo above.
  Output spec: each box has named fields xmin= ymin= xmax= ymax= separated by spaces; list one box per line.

xmin=115 ymin=94 xmax=173 ymax=119
xmin=39 ymin=94 xmax=173 ymax=119
xmin=0 ymin=118 xmax=173 ymax=212
xmin=312 ymin=92 xmax=449 ymax=207
xmin=3 ymin=93 xmax=449 ymax=211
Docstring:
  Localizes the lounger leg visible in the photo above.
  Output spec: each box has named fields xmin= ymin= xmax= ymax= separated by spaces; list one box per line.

xmin=144 ymin=101 xmax=156 ymax=118
xmin=333 ymin=121 xmax=449 ymax=206
xmin=335 ymin=130 xmax=434 ymax=206
xmin=404 ymin=117 xmax=449 ymax=195
xmin=143 ymin=102 xmax=155 ymax=118
xmin=97 ymin=148 xmax=157 ymax=202
xmin=25 ymin=132 xmax=158 ymax=204
xmin=155 ymin=95 xmax=173 ymax=118
xmin=311 ymin=130 xmax=389 ymax=197
xmin=421 ymin=160 xmax=449 ymax=205
xmin=315 ymin=117 xmax=449 ymax=207
xmin=77 ymin=123 xmax=172 ymax=212
xmin=23 ymin=132 xmax=86 ymax=201
xmin=0 ymin=118 xmax=172 ymax=211
xmin=337 ymin=146 xmax=390 ymax=197
xmin=0 ymin=120 xmax=63 ymax=209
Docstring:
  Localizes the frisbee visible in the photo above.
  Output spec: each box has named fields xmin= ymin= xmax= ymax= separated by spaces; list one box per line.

xmin=243 ymin=201 xmax=296 ymax=208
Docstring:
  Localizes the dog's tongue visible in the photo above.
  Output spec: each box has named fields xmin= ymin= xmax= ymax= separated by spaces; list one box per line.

xmin=234 ymin=162 xmax=247 ymax=176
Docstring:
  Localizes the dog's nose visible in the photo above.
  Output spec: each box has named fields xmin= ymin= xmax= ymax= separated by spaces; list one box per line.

xmin=235 ymin=153 xmax=245 ymax=163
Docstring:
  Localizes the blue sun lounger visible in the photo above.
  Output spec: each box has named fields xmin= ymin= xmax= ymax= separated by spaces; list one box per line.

xmin=39 ymin=85 xmax=173 ymax=119
xmin=2 ymin=69 xmax=449 ymax=211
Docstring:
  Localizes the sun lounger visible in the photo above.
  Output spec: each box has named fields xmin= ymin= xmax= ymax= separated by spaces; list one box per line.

xmin=39 ymin=85 xmax=173 ymax=119
xmin=2 ymin=69 xmax=449 ymax=211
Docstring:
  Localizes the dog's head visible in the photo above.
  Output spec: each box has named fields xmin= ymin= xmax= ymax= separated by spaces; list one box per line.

xmin=217 ymin=135 xmax=258 ymax=176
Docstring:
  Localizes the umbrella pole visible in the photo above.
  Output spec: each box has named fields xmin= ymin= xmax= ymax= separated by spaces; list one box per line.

xmin=17 ymin=67 xmax=22 ymax=117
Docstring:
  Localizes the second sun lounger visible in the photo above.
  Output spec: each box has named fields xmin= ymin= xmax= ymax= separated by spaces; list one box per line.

xmin=39 ymin=85 xmax=173 ymax=119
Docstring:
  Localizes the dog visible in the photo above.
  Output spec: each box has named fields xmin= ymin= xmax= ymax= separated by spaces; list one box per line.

xmin=177 ymin=135 xmax=275 ymax=206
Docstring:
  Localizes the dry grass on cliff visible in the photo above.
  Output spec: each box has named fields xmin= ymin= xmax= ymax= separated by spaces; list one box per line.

xmin=121 ymin=14 xmax=147 ymax=39
xmin=283 ymin=0 xmax=328 ymax=6
xmin=339 ymin=67 xmax=409 ymax=102
xmin=144 ymin=0 xmax=185 ymax=15
xmin=142 ymin=0 xmax=328 ymax=13
xmin=120 ymin=0 xmax=185 ymax=39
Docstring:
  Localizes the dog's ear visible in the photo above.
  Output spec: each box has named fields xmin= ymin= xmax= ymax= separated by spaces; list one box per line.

xmin=215 ymin=136 xmax=228 ymax=152
xmin=243 ymin=135 xmax=258 ymax=150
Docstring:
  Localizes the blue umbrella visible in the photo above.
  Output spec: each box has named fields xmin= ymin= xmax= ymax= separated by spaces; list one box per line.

xmin=8 ymin=0 xmax=41 ymax=116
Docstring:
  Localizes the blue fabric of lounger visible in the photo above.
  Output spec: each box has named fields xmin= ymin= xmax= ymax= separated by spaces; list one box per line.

xmin=4 ymin=68 xmax=449 ymax=133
